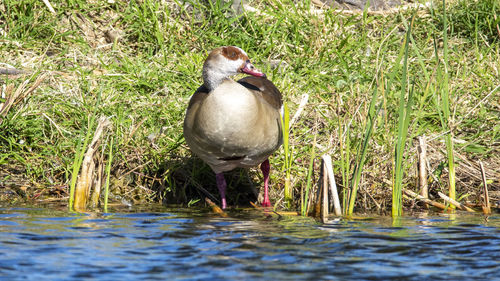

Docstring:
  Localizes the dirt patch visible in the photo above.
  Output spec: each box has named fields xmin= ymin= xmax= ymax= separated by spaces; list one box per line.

xmin=318 ymin=0 xmax=407 ymax=11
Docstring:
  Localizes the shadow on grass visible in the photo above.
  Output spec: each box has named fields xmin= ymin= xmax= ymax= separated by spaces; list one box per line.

xmin=152 ymin=155 xmax=261 ymax=208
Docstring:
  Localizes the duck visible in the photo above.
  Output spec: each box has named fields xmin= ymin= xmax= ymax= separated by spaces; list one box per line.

xmin=183 ymin=46 xmax=283 ymax=209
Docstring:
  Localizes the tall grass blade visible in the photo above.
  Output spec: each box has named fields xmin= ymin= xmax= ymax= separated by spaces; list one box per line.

xmin=68 ymin=88 xmax=101 ymax=211
xmin=301 ymin=136 xmax=316 ymax=216
xmin=441 ymin=0 xmax=456 ymax=205
xmin=433 ymin=0 xmax=456 ymax=206
xmin=392 ymin=15 xmax=415 ymax=217
xmin=347 ymin=88 xmax=380 ymax=216
xmin=338 ymin=113 xmax=351 ymax=215
xmin=68 ymin=116 xmax=96 ymax=211
xmin=104 ymin=137 xmax=114 ymax=213
xmin=280 ymin=102 xmax=293 ymax=208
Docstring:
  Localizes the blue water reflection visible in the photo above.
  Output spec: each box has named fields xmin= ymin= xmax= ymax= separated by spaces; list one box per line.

xmin=0 ymin=206 xmax=499 ymax=280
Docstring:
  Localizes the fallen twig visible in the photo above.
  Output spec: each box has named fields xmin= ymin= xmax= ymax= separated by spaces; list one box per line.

xmin=479 ymin=161 xmax=491 ymax=214
xmin=365 ymin=184 xmax=382 ymax=210
xmin=404 ymin=189 xmax=447 ymax=210
xmin=417 ymin=136 xmax=428 ymax=209
xmin=42 ymin=112 xmax=70 ymax=137
xmin=321 ymin=154 xmax=342 ymax=216
xmin=438 ymin=192 xmax=476 ymax=212
xmin=0 ymin=74 xmax=46 ymax=124
xmin=42 ymin=0 xmax=56 ymax=14
xmin=290 ymin=93 xmax=309 ymax=127
xmin=206 ymin=198 xmax=228 ymax=217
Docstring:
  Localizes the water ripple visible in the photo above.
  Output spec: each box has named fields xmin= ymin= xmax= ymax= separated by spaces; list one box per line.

xmin=0 ymin=207 xmax=499 ymax=280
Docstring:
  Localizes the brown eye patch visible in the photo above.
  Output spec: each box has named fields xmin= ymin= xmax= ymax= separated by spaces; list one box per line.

xmin=221 ymin=46 xmax=248 ymax=61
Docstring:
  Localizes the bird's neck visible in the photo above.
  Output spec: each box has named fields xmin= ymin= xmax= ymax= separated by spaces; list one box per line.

xmin=202 ymin=68 xmax=233 ymax=91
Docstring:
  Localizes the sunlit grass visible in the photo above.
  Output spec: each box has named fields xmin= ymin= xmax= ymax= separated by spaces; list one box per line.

xmin=0 ymin=0 xmax=498 ymax=213
xmin=104 ymin=137 xmax=114 ymax=212
xmin=430 ymin=0 xmax=456 ymax=208
xmin=392 ymin=15 xmax=415 ymax=217
xmin=280 ymin=102 xmax=293 ymax=209
xmin=68 ymin=117 xmax=94 ymax=211
xmin=346 ymin=81 xmax=380 ymax=216
xmin=439 ymin=0 xmax=456 ymax=206
xmin=301 ymin=136 xmax=316 ymax=217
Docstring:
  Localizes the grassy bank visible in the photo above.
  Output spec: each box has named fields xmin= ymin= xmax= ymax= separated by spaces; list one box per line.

xmin=1 ymin=0 xmax=498 ymax=214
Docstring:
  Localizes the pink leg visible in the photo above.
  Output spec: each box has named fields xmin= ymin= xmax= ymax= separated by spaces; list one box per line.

xmin=260 ymin=159 xmax=271 ymax=207
xmin=215 ymin=173 xmax=227 ymax=209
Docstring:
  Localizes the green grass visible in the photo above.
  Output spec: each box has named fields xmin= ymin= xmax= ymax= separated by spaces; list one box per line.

xmin=435 ymin=0 xmax=456 ymax=208
xmin=392 ymin=14 xmax=415 ymax=217
xmin=104 ymin=136 xmax=114 ymax=212
xmin=68 ymin=115 xmax=95 ymax=211
xmin=301 ymin=136 xmax=316 ymax=216
xmin=346 ymin=79 xmax=380 ymax=216
xmin=0 ymin=0 xmax=499 ymax=213
xmin=280 ymin=102 xmax=293 ymax=208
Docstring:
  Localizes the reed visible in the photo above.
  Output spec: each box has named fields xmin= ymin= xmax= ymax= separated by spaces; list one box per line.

xmin=347 ymin=87 xmax=380 ymax=216
xmin=442 ymin=0 xmax=456 ymax=205
xmin=68 ymin=116 xmax=96 ymax=211
xmin=104 ymin=137 xmax=114 ymax=213
xmin=392 ymin=15 xmax=415 ymax=217
xmin=301 ymin=136 xmax=316 ymax=216
xmin=433 ymin=0 xmax=456 ymax=206
xmin=68 ymin=87 xmax=101 ymax=211
xmin=338 ymin=114 xmax=351 ymax=215
xmin=2 ymin=0 xmax=498 ymax=212
xmin=280 ymin=102 xmax=293 ymax=208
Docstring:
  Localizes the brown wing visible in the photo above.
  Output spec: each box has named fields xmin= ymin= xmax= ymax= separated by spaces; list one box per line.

xmin=237 ymin=76 xmax=283 ymax=110
xmin=187 ymin=85 xmax=209 ymax=110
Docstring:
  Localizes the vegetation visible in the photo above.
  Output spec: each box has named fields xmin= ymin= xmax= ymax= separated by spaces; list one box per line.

xmin=392 ymin=14 xmax=414 ymax=217
xmin=0 ymin=0 xmax=498 ymax=214
xmin=280 ymin=102 xmax=293 ymax=208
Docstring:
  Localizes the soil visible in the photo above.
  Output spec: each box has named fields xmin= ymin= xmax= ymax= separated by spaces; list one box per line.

xmin=322 ymin=0 xmax=408 ymax=11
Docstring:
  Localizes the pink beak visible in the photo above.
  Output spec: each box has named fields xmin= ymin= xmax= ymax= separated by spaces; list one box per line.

xmin=240 ymin=61 xmax=266 ymax=78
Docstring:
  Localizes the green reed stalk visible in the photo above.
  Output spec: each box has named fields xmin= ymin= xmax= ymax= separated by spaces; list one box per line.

xmin=68 ymin=116 xmax=96 ymax=211
xmin=69 ymin=89 xmax=101 ymax=211
xmin=301 ymin=136 xmax=316 ymax=216
xmin=441 ymin=0 xmax=456 ymax=204
xmin=280 ymin=102 xmax=293 ymax=208
xmin=104 ymin=137 xmax=114 ymax=213
xmin=432 ymin=0 xmax=456 ymax=206
xmin=347 ymin=88 xmax=379 ymax=216
xmin=146 ymin=0 xmax=167 ymax=64
xmin=338 ymin=118 xmax=351 ymax=215
xmin=392 ymin=16 xmax=415 ymax=217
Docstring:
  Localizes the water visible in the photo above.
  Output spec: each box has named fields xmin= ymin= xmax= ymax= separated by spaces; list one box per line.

xmin=1 ymin=205 xmax=499 ymax=280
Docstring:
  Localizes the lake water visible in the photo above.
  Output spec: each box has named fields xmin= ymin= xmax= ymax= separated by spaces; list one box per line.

xmin=0 ymin=205 xmax=499 ymax=280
